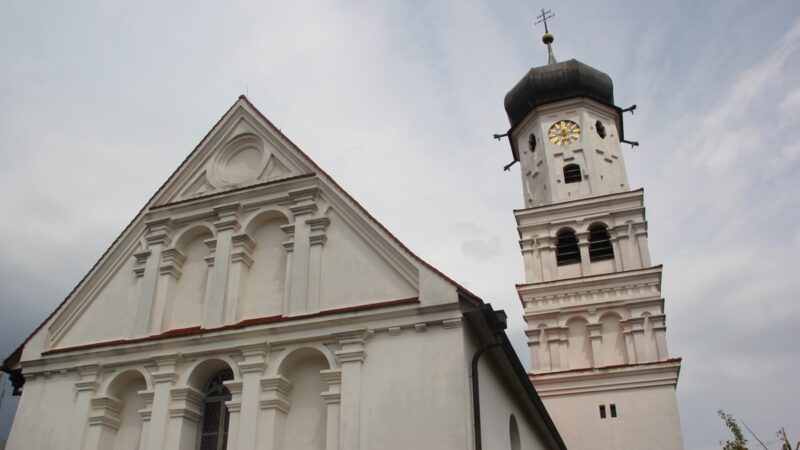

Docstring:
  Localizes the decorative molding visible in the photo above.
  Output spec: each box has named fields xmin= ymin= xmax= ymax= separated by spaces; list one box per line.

xmin=224 ymin=380 xmax=244 ymax=412
xmin=238 ymin=343 xmax=269 ymax=374
xmin=204 ymin=238 xmax=217 ymax=267
xmin=88 ymin=396 xmax=124 ymax=430
xmin=308 ymin=216 xmax=331 ymax=246
xmin=280 ymin=223 xmax=295 ymax=252
xmin=159 ymin=248 xmax=186 ymax=279
xmin=231 ymin=233 xmax=256 ymax=268
xmin=442 ymin=318 xmax=463 ymax=329
xmin=144 ymin=218 xmax=173 ymax=247
xmin=287 ymin=186 xmax=319 ymax=216
xmin=260 ymin=376 xmax=293 ymax=413
xmin=133 ymin=250 xmax=151 ymax=277
xmin=213 ymin=203 xmax=243 ymax=232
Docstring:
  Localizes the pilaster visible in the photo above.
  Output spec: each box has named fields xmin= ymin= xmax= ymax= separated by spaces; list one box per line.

xmin=321 ymin=369 xmax=343 ymax=450
xmin=335 ymin=330 xmax=370 ymax=450
xmin=145 ymin=355 xmax=181 ymax=450
xmin=285 ymin=186 xmax=320 ymax=316
xmin=84 ymin=395 xmax=124 ymax=450
xmin=164 ymin=385 xmax=204 ymax=450
xmin=587 ymin=323 xmax=604 ymax=368
xmin=236 ymin=344 xmax=269 ymax=450
xmin=206 ymin=204 xmax=243 ymax=328
xmin=307 ymin=216 xmax=330 ymax=313
xmin=651 ymin=314 xmax=669 ymax=361
xmin=152 ymin=247 xmax=186 ymax=332
xmin=69 ymin=364 xmax=102 ymax=450
xmin=577 ymin=232 xmax=591 ymax=276
xmin=133 ymin=218 xmax=172 ymax=337
xmin=224 ymin=380 xmax=244 ymax=450
xmin=227 ymin=233 xmax=256 ymax=324
xmin=258 ymin=375 xmax=294 ymax=450
xmin=526 ymin=327 xmax=545 ymax=372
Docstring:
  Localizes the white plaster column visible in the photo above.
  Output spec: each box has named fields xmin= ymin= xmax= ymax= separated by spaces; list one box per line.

xmin=286 ymin=187 xmax=319 ymax=316
xmin=545 ymin=328 xmax=563 ymax=371
xmin=226 ymin=233 xmax=255 ymax=324
xmin=525 ymin=327 xmax=544 ymax=372
xmin=577 ymin=231 xmax=591 ymax=276
xmin=145 ymin=355 xmax=180 ymax=450
xmin=152 ymin=247 xmax=186 ymax=332
xmin=609 ymin=229 xmax=624 ymax=271
xmin=307 ymin=216 xmax=330 ymax=313
xmin=587 ymin=323 xmax=604 ymax=368
xmin=281 ymin=223 xmax=295 ymax=315
xmin=235 ymin=344 xmax=269 ymax=450
xmin=520 ymin=238 xmax=540 ymax=283
xmin=68 ymin=364 xmax=101 ymax=450
xmin=258 ymin=375 xmax=293 ymax=450
xmin=164 ymin=386 xmax=204 ymax=450
xmin=651 ymin=315 xmax=669 ymax=361
xmin=84 ymin=396 xmax=124 ymax=450
xmin=321 ymin=369 xmax=342 ymax=450
xmin=335 ymin=330 xmax=370 ymax=450
xmin=628 ymin=317 xmax=648 ymax=363
xmin=206 ymin=204 xmax=242 ymax=328
xmin=540 ymin=237 xmax=556 ymax=282
xmin=635 ymin=224 xmax=652 ymax=267
xmin=138 ymin=391 xmax=155 ymax=450
xmin=558 ymin=327 xmax=569 ymax=370
xmin=133 ymin=218 xmax=172 ymax=337
xmin=223 ymin=379 xmax=244 ymax=450
xmin=621 ymin=321 xmax=637 ymax=365
xmin=614 ymin=224 xmax=635 ymax=271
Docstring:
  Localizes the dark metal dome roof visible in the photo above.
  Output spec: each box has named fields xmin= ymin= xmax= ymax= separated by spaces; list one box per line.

xmin=504 ymin=59 xmax=615 ymax=128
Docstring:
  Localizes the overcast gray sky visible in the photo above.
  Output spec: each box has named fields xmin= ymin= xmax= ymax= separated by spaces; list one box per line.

xmin=2 ymin=1 xmax=799 ymax=448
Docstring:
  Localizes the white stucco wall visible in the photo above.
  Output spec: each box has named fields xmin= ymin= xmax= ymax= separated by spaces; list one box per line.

xmin=359 ymin=325 xmax=469 ymax=450
xmin=542 ymin=385 xmax=683 ymax=450
xmin=5 ymin=372 xmax=79 ymax=449
xmin=464 ymin=331 xmax=554 ymax=450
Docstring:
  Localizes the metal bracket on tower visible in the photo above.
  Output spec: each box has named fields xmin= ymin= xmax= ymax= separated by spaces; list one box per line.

xmin=493 ymin=132 xmax=508 ymax=141
xmin=503 ymin=160 xmax=518 ymax=171
xmin=621 ymin=139 xmax=639 ymax=148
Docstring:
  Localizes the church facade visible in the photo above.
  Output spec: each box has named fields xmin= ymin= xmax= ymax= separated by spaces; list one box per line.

xmin=502 ymin=45 xmax=685 ymax=448
xmin=2 ymin=97 xmax=565 ymax=450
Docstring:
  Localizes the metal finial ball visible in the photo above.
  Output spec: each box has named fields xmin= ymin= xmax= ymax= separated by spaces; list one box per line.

xmin=542 ymin=32 xmax=554 ymax=44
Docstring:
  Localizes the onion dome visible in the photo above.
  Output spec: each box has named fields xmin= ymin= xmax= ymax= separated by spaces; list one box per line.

xmin=503 ymin=59 xmax=615 ymax=129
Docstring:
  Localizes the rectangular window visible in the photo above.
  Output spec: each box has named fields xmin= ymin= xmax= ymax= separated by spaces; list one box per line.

xmin=599 ymin=405 xmax=606 ymax=419
xmin=610 ymin=404 xmax=617 ymax=418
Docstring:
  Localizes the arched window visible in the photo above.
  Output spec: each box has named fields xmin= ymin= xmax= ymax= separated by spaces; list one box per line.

xmin=588 ymin=224 xmax=614 ymax=261
xmin=556 ymin=229 xmax=581 ymax=266
xmin=509 ymin=414 xmax=521 ymax=450
xmin=199 ymin=369 xmax=233 ymax=450
xmin=563 ymin=164 xmax=582 ymax=183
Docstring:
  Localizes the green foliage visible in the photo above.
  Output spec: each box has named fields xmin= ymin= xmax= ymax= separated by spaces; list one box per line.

xmin=718 ymin=410 xmax=748 ymax=450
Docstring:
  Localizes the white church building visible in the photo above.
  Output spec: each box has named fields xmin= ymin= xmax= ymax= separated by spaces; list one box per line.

xmin=3 ymin=27 xmax=683 ymax=450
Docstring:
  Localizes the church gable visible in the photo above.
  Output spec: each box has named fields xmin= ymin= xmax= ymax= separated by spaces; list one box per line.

xmin=30 ymin=96 xmax=451 ymax=356
xmin=153 ymin=97 xmax=312 ymax=206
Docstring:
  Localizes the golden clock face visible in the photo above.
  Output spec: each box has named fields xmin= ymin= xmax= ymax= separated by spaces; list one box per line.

xmin=548 ymin=120 xmax=581 ymax=146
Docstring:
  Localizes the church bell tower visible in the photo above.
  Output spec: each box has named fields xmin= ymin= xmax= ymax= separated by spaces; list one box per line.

xmin=502 ymin=11 xmax=684 ymax=449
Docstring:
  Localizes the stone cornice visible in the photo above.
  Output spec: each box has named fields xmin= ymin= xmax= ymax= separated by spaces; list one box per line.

xmin=518 ymin=266 xmax=662 ymax=301
xmin=530 ymin=359 xmax=682 ymax=397
xmin=27 ymin=299 xmax=465 ymax=374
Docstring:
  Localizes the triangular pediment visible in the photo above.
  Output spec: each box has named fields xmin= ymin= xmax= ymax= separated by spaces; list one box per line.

xmin=153 ymin=98 xmax=314 ymax=206
xmin=11 ymin=96 xmax=469 ymax=367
